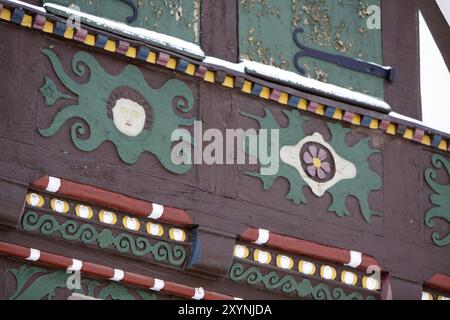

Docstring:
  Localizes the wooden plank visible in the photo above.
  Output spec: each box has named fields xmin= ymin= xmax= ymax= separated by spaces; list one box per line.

xmin=382 ymin=0 xmax=422 ymax=119
xmin=200 ymin=0 xmax=238 ymax=62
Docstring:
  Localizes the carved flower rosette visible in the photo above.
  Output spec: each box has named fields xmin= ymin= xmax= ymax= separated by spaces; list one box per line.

xmin=280 ymin=132 xmax=356 ymax=197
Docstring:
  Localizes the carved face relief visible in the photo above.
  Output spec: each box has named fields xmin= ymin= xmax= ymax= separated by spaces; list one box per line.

xmin=112 ymin=98 xmax=146 ymax=137
xmin=39 ymin=49 xmax=195 ymax=174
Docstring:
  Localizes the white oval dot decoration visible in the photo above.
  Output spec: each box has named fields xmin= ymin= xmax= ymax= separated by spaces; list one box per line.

xmin=50 ymin=199 xmax=69 ymax=213
xmin=26 ymin=193 xmax=44 ymax=207
xmin=75 ymin=204 xmax=93 ymax=219
xmin=422 ymin=292 xmax=433 ymax=300
xmin=320 ymin=265 xmax=337 ymax=280
xmin=99 ymin=210 xmax=117 ymax=225
xmin=253 ymin=249 xmax=272 ymax=265
xmin=341 ymin=271 xmax=358 ymax=286
xmin=298 ymin=260 xmax=316 ymax=275
xmin=169 ymin=228 xmax=186 ymax=242
xmin=363 ymin=276 xmax=380 ymax=291
xmin=276 ymin=255 xmax=293 ymax=270
xmin=233 ymin=245 xmax=249 ymax=259
xmin=122 ymin=216 xmax=140 ymax=231
xmin=146 ymin=223 xmax=164 ymax=236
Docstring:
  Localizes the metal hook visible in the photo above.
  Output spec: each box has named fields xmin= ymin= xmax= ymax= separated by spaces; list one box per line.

xmin=119 ymin=0 xmax=138 ymax=24
xmin=292 ymin=27 xmax=394 ymax=82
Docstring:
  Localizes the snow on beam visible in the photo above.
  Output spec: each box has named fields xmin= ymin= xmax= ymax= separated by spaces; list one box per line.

xmin=43 ymin=3 xmax=205 ymax=60
xmin=5 ymin=0 xmax=46 ymax=13
xmin=244 ymin=60 xmax=391 ymax=114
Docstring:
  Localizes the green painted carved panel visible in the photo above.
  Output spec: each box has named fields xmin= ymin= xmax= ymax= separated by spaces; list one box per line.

xmin=39 ymin=49 xmax=195 ymax=174
xmin=43 ymin=0 xmax=200 ymax=43
xmin=9 ymin=265 xmax=157 ymax=300
xmin=229 ymin=263 xmax=376 ymax=300
xmin=242 ymin=108 xmax=382 ymax=224
xmin=22 ymin=211 xmax=187 ymax=266
xmin=239 ymin=0 xmax=384 ymax=98
xmin=424 ymin=154 xmax=450 ymax=247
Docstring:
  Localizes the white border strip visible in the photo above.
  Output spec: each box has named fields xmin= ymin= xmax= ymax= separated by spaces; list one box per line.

xmin=148 ymin=203 xmax=164 ymax=220
xmin=110 ymin=269 xmax=124 ymax=281
xmin=192 ymin=287 xmax=205 ymax=300
xmin=26 ymin=248 xmax=41 ymax=261
xmin=151 ymin=279 xmax=165 ymax=291
xmin=46 ymin=176 xmax=61 ymax=193
xmin=67 ymin=259 xmax=83 ymax=272
xmin=345 ymin=251 xmax=362 ymax=268
xmin=254 ymin=229 xmax=270 ymax=245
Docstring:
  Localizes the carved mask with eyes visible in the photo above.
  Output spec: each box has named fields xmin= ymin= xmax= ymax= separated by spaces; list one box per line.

xmin=112 ymin=98 xmax=147 ymax=137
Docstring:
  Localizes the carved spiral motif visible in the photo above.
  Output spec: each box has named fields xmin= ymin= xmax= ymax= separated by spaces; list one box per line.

xmin=62 ymin=221 xmax=97 ymax=244
xmin=229 ymin=263 xmax=373 ymax=300
xmin=22 ymin=212 xmax=186 ymax=266
xmin=313 ymin=284 xmax=332 ymax=300
xmin=39 ymin=49 xmax=195 ymax=174
xmin=424 ymin=154 xmax=450 ymax=247
xmin=172 ymin=96 xmax=193 ymax=113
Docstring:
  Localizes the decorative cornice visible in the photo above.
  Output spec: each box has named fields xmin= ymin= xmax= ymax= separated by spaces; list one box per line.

xmin=1 ymin=1 xmax=449 ymax=154
xmin=23 ymin=183 xmax=192 ymax=269
xmin=0 ymin=240 xmax=239 ymax=300
xmin=235 ymin=228 xmax=384 ymax=296
xmin=22 ymin=211 xmax=187 ymax=267
xmin=233 ymin=245 xmax=382 ymax=293
xmin=25 ymin=190 xmax=189 ymax=243
xmin=229 ymin=263 xmax=376 ymax=300
xmin=31 ymin=176 xmax=192 ymax=226
xmin=240 ymin=228 xmax=380 ymax=272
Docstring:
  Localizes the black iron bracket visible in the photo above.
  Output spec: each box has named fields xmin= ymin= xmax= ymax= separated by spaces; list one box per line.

xmin=293 ymin=27 xmax=394 ymax=82
xmin=119 ymin=0 xmax=138 ymax=24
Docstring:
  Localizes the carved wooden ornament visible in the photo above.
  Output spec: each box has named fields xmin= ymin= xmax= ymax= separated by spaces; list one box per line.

xmin=39 ymin=49 xmax=195 ymax=174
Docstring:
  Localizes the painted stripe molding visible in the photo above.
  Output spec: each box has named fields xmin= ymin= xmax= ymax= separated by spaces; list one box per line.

xmin=31 ymin=175 xmax=192 ymax=226
xmin=241 ymin=227 xmax=380 ymax=272
xmin=0 ymin=241 xmax=239 ymax=300
xmin=425 ymin=274 xmax=450 ymax=293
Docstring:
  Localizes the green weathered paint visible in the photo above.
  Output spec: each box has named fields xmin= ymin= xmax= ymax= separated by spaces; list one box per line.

xmin=43 ymin=0 xmax=200 ymax=44
xmin=9 ymin=265 xmax=157 ymax=300
xmin=9 ymin=265 xmax=50 ymax=300
xmin=22 ymin=211 xmax=187 ymax=266
xmin=424 ymin=154 xmax=450 ymax=247
xmin=9 ymin=266 xmax=68 ymax=300
xmin=241 ymin=108 xmax=382 ymax=223
xmin=229 ymin=263 xmax=375 ymax=300
xmin=39 ymin=49 xmax=195 ymax=174
xmin=98 ymin=282 xmax=156 ymax=300
xmin=40 ymin=76 xmax=71 ymax=106
xmin=238 ymin=0 xmax=383 ymax=98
